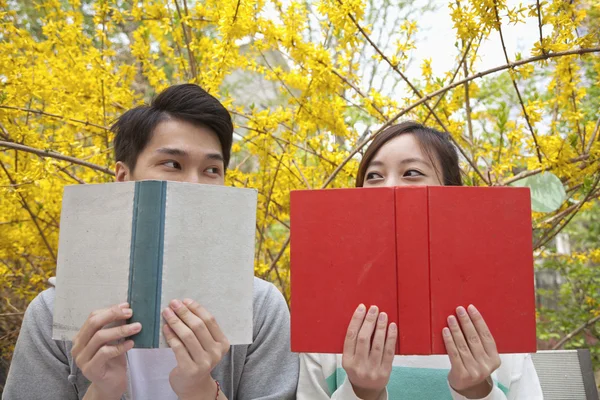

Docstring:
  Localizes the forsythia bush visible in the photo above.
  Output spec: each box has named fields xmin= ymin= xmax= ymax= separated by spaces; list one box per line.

xmin=1 ymin=0 xmax=599 ymax=382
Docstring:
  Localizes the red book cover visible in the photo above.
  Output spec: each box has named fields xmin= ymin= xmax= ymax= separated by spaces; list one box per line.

xmin=290 ymin=186 xmax=536 ymax=355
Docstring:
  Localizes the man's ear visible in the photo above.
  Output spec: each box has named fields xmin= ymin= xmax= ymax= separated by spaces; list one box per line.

xmin=115 ymin=161 xmax=133 ymax=182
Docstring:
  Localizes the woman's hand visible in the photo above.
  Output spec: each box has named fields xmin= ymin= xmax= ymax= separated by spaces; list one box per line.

xmin=342 ymin=304 xmax=397 ymax=400
xmin=443 ymin=304 xmax=501 ymax=399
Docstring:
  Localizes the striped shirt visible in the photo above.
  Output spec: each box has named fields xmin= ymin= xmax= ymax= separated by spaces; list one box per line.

xmin=297 ymin=353 xmax=543 ymax=400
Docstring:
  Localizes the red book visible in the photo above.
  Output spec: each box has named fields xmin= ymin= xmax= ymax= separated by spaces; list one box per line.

xmin=290 ymin=186 xmax=536 ymax=355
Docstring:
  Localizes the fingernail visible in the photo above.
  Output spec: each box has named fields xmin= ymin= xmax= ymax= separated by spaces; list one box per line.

xmin=389 ymin=323 xmax=397 ymax=332
xmin=378 ymin=312 xmax=387 ymax=322
xmin=468 ymin=304 xmax=478 ymax=315
xmin=357 ymin=304 xmax=365 ymax=312
xmin=369 ymin=306 xmax=377 ymax=314
xmin=130 ymin=322 xmax=141 ymax=332
xmin=163 ymin=307 xmax=174 ymax=318
xmin=171 ymin=299 xmax=182 ymax=309
xmin=443 ymin=327 xmax=451 ymax=337
xmin=118 ymin=302 xmax=129 ymax=308
xmin=448 ymin=315 xmax=457 ymax=326
xmin=123 ymin=308 xmax=132 ymax=316
xmin=456 ymin=306 xmax=466 ymax=317
xmin=183 ymin=299 xmax=193 ymax=306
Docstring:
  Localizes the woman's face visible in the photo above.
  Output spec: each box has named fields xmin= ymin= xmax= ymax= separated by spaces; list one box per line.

xmin=362 ymin=134 xmax=443 ymax=187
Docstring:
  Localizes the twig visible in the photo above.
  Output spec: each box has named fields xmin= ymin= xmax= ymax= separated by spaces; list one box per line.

xmin=552 ymin=314 xmax=600 ymax=350
xmin=0 ymin=105 xmax=109 ymax=131
xmin=585 ymin=114 xmax=600 ymax=154
xmin=536 ymin=0 xmax=546 ymax=55
xmin=291 ymin=159 xmax=312 ymax=189
xmin=493 ymin=2 xmax=543 ymax=163
xmin=173 ymin=0 xmax=197 ymax=79
xmin=0 ymin=312 xmax=25 ymax=317
xmin=0 ymin=140 xmax=115 ymax=176
xmin=501 ymin=154 xmax=591 ymax=185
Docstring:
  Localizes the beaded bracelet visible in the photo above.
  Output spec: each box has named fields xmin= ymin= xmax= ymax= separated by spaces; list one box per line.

xmin=215 ymin=380 xmax=221 ymax=400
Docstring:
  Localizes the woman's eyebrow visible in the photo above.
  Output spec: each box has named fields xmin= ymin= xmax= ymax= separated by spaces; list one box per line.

xmin=369 ymin=157 xmax=431 ymax=167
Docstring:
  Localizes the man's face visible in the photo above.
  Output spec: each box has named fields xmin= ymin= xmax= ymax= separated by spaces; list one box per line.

xmin=115 ymin=118 xmax=225 ymax=185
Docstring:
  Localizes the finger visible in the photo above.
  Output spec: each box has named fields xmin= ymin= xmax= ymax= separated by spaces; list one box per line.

xmin=467 ymin=305 xmax=498 ymax=357
xmin=163 ymin=324 xmax=195 ymax=369
xmin=163 ymin=307 xmax=205 ymax=362
xmin=442 ymin=327 xmax=464 ymax=370
xmin=455 ymin=306 xmax=486 ymax=359
xmin=171 ymin=299 xmax=217 ymax=352
xmin=369 ymin=312 xmax=388 ymax=365
xmin=73 ymin=303 xmax=131 ymax=356
xmin=182 ymin=299 xmax=228 ymax=345
xmin=355 ymin=306 xmax=379 ymax=360
xmin=82 ymin=340 xmax=134 ymax=378
xmin=381 ymin=322 xmax=398 ymax=368
xmin=447 ymin=315 xmax=476 ymax=367
xmin=76 ymin=322 xmax=141 ymax=367
xmin=342 ymin=304 xmax=367 ymax=357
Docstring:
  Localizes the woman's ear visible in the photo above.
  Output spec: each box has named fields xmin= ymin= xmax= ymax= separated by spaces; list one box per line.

xmin=115 ymin=161 xmax=132 ymax=182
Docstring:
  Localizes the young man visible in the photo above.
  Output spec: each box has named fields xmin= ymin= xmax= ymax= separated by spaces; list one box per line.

xmin=3 ymin=84 xmax=299 ymax=400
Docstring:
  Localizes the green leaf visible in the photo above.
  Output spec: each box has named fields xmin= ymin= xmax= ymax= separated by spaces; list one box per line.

xmin=511 ymin=171 xmax=566 ymax=213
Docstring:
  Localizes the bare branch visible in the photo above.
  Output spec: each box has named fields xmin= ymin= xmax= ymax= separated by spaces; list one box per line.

xmin=0 ymin=140 xmax=115 ymax=176
xmin=501 ymin=154 xmax=591 ymax=186
xmin=0 ymin=105 xmax=109 ymax=131
xmin=552 ymin=314 xmax=600 ymax=350
xmin=320 ymin=46 xmax=600 ymax=189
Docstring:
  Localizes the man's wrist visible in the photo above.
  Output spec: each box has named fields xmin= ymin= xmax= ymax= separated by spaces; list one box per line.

xmin=83 ymin=383 xmax=124 ymax=400
xmin=178 ymin=377 xmax=218 ymax=400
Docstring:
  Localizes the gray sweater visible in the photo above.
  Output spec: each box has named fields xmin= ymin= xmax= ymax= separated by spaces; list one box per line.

xmin=3 ymin=277 xmax=298 ymax=400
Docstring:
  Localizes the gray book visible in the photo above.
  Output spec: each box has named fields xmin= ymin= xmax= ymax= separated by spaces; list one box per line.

xmin=52 ymin=181 xmax=257 ymax=348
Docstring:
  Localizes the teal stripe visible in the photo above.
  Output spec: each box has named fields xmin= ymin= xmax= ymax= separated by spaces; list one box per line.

xmin=327 ymin=367 xmax=509 ymax=399
xmin=127 ymin=181 xmax=166 ymax=348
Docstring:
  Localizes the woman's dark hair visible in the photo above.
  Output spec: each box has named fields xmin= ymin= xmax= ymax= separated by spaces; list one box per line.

xmin=113 ymin=84 xmax=233 ymax=171
xmin=356 ymin=121 xmax=463 ymax=187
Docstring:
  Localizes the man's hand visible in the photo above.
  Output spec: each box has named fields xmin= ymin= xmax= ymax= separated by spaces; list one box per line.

xmin=163 ymin=299 xmax=230 ymax=400
xmin=72 ymin=302 xmax=141 ymax=400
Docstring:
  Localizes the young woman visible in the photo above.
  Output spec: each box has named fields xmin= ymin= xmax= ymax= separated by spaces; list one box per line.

xmin=296 ymin=121 xmax=543 ymax=400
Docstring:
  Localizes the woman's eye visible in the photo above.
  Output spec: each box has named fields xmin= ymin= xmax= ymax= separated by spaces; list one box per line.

xmin=404 ymin=169 xmax=424 ymax=177
xmin=366 ymin=172 xmax=383 ymax=180
xmin=162 ymin=161 xmax=182 ymax=170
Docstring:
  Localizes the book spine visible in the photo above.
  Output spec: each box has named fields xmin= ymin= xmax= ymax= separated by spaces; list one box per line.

xmin=127 ymin=181 xmax=167 ymax=348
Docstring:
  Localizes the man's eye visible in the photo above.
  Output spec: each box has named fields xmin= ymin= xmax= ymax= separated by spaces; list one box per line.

xmin=162 ymin=161 xmax=181 ymax=169
xmin=366 ymin=172 xmax=383 ymax=180
xmin=206 ymin=167 xmax=221 ymax=175
xmin=404 ymin=169 xmax=424 ymax=177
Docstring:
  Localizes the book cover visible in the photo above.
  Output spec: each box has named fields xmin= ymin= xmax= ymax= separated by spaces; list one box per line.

xmin=290 ymin=186 xmax=536 ymax=355
xmin=53 ymin=181 xmax=257 ymax=348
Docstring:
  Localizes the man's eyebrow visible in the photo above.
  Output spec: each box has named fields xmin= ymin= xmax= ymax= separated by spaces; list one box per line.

xmin=155 ymin=147 xmax=188 ymax=157
xmin=206 ymin=153 xmax=224 ymax=162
